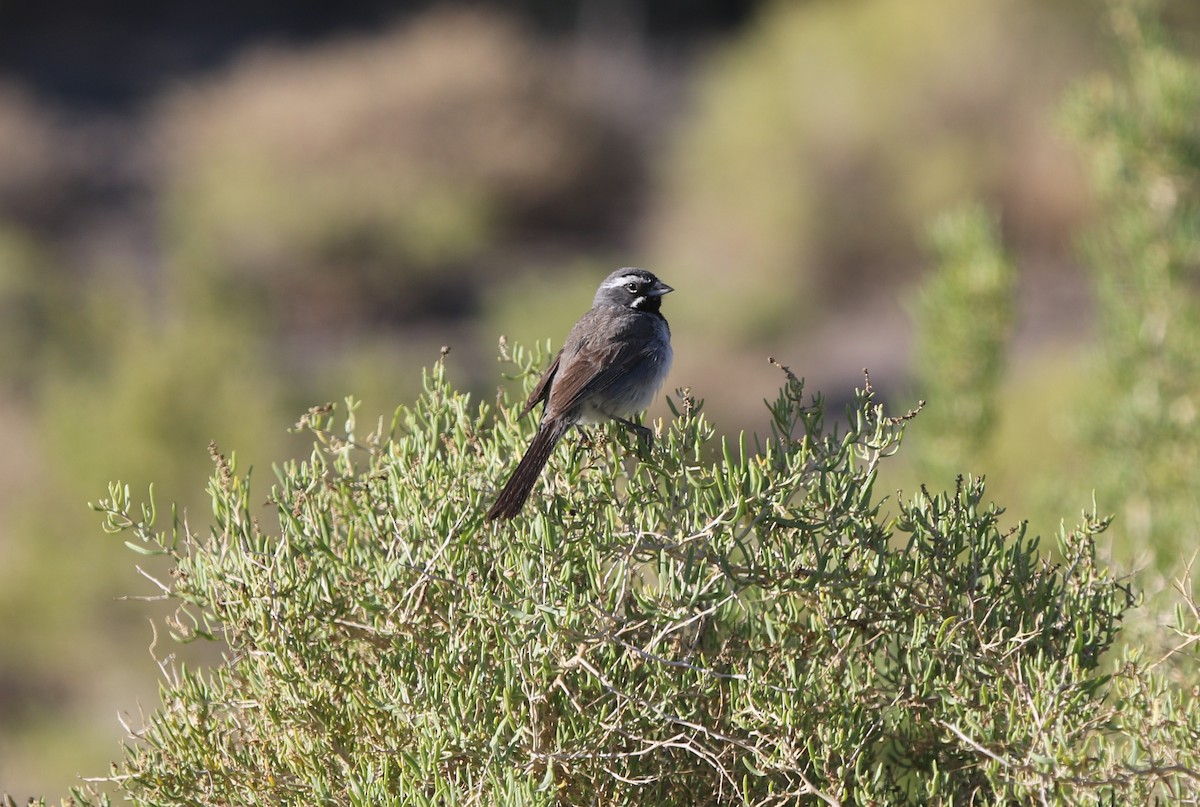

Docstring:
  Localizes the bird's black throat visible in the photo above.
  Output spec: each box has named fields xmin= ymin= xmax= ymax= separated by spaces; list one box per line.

xmin=633 ymin=295 xmax=663 ymax=315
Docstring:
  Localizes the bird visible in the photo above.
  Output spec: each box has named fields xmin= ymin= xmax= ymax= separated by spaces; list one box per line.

xmin=486 ymin=267 xmax=674 ymax=521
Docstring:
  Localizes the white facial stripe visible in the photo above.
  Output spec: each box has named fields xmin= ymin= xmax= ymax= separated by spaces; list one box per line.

xmin=603 ymin=273 xmax=646 ymax=290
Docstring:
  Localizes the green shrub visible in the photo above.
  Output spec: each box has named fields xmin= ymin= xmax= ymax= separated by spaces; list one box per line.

xmin=909 ymin=204 xmax=1016 ymax=484
xmin=1064 ymin=1 xmax=1200 ymax=569
xmin=61 ymin=347 xmax=1197 ymax=805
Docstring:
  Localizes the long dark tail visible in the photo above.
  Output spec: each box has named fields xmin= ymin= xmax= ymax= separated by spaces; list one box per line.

xmin=486 ymin=421 xmax=569 ymax=521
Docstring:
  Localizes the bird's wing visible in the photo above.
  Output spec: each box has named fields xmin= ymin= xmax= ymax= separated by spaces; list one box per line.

xmin=544 ymin=310 xmax=661 ymax=419
xmin=521 ymin=349 xmax=562 ymax=417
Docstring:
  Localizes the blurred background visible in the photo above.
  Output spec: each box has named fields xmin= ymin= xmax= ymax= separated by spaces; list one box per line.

xmin=2 ymin=0 xmax=1199 ymax=798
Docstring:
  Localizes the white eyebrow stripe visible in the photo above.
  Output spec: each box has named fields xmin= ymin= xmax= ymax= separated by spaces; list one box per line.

xmin=603 ymin=273 xmax=646 ymax=289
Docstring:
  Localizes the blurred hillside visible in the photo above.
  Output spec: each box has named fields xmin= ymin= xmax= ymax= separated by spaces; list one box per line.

xmin=2 ymin=0 xmax=1199 ymax=800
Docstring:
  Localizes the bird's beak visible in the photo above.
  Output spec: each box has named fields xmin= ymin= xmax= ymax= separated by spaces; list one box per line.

xmin=650 ymin=281 xmax=674 ymax=296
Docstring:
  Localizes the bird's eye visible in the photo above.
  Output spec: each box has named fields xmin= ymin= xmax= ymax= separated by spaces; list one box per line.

xmin=625 ymin=282 xmax=639 ymax=293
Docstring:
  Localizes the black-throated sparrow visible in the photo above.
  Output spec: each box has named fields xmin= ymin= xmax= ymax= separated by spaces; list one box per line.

xmin=486 ymin=267 xmax=674 ymax=521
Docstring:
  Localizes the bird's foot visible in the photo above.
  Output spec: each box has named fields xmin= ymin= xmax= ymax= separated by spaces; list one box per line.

xmin=612 ymin=416 xmax=654 ymax=448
